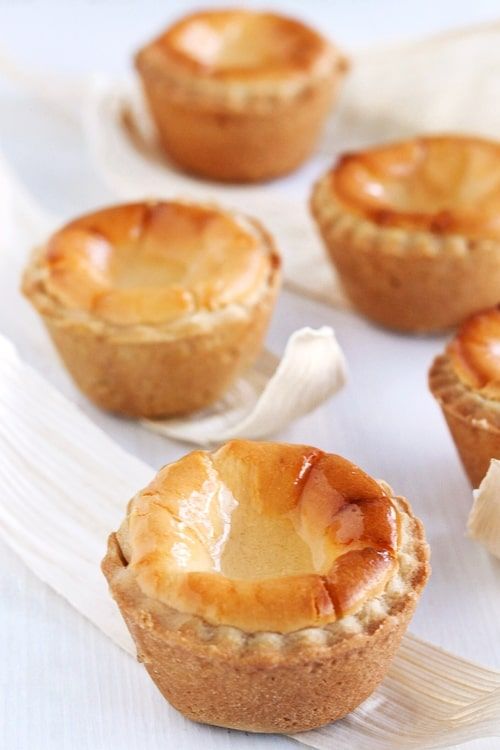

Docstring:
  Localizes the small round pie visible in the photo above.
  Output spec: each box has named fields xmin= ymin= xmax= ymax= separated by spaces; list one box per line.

xmin=135 ymin=9 xmax=347 ymax=183
xmin=22 ymin=201 xmax=281 ymax=417
xmin=102 ymin=440 xmax=429 ymax=733
xmin=311 ymin=135 xmax=500 ymax=332
xmin=429 ymin=306 xmax=500 ymax=486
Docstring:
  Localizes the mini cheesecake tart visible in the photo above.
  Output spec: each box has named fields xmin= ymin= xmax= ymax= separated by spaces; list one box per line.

xmin=430 ymin=306 xmax=500 ymax=486
xmin=102 ymin=440 xmax=429 ymax=733
xmin=135 ymin=9 xmax=347 ymax=183
xmin=22 ymin=201 xmax=281 ymax=417
xmin=311 ymin=135 xmax=500 ymax=332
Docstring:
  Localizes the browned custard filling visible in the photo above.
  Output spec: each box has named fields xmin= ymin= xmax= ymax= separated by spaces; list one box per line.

xmin=39 ymin=202 xmax=271 ymax=326
xmin=127 ymin=440 xmax=399 ymax=633
xmin=331 ymin=135 xmax=500 ymax=240
xmin=448 ymin=306 xmax=500 ymax=400
xmin=153 ymin=9 xmax=335 ymax=81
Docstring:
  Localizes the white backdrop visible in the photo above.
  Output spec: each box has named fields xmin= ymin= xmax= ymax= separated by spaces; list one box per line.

xmin=1 ymin=2 xmax=500 ymax=749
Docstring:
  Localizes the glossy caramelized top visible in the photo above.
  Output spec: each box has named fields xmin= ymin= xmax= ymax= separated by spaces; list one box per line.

xmin=331 ymin=136 xmax=500 ymax=240
xmin=38 ymin=202 xmax=273 ymax=326
xmin=142 ymin=9 xmax=336 ymax=82
xmin=127 ymin=440 xmax=399 ymax=633
xmin=448 ymin=306 xmax=500 ymax=400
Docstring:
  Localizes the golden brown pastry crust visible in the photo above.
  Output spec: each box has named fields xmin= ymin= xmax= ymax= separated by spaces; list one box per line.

xmin=135 ymin=9 xmax=347 ymax=182
xmin=22 ymin=202 xmax=281 ymax=418
xmin=125 ymin=441 xmax=399 ymax=633
xmin=446 ymin=305 xmax=500 ymax=400
xmin=40 ymin=201 xmax=271 ymax=325
xmin=311 ymin=136 xmax=500 ymax=332
xmin=102 ymin=490 xmax=429 ymax=733
xmin=332 ymin=136 xmax=500 ymax=240
xmin=150 ymin=10 xmax=335 ymax=84
xmin=430 ymin=339 xmax=500 ymax=487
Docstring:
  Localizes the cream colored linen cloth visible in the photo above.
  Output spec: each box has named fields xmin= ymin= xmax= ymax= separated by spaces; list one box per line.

xmin=0 ymin=333 xmax=499 ymax=750
xmin=469 ymin=460 xmax=500 ymax=559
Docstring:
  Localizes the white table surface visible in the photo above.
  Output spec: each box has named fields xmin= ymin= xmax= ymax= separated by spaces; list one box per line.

xmin=1 ymin=2 xmax=500 ymax=749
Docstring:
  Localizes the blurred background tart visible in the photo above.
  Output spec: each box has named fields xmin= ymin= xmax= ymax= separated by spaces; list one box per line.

xmin=430 ymin=305 xmax=500 ymax=486
xmin=311 ymin=135 xmax=500 ymax=332
xmin=135 ymin=8 xmax=348 ymax=183
xmin=22 ymin=201 xmax=281 ymax=418
xmin=102 ymin=439 xmax=429 ymax=733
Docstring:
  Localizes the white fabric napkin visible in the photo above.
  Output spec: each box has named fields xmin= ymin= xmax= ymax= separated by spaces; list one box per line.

xmin=468 ymin=460 xmax=500 ymax=559
xmin=325 ymin=22 xmax=500 ymax=150
xmin=0 ymin=333 xmax=499 ymax=750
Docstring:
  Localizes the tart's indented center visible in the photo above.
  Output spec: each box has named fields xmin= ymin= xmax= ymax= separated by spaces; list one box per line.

xmin=127 ymin=441 xmax=399 ymax=632
xmin=42 ymin=202 xmax=270 ymax=325
xmin=333 ymin=136 xmax=500 ymax=240
xmin=219 ymin=502 xmax=315 ymax=579
xmin=448 ymin=306 xmax=500 ymax=400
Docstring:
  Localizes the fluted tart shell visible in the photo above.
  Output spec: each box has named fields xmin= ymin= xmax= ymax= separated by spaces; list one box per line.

xmin=135 ymin=9 xmax=348 ymax=183
xmin=102 ymin=440 xmax=429 ymax=733
xmin=311 ymin=135 xmax=500 ymax=332
xmin=429 ymin=306 xmax=500 ymax=486
xmin=22 ymin=201 xmax=281 ymax=418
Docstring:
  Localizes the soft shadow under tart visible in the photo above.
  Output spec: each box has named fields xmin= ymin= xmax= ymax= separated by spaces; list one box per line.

xmin=311 ymin=135 xmax=500 ymax=332
xmin=21 ymin=201 xmax=281 ymax=418
xmin=430 ymin=306 xmax=500 ymax=487
xmin=102 ymin=440 xmax=429 ymax=733
xmin=135 ymin=9 xmax=348 ymax=183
